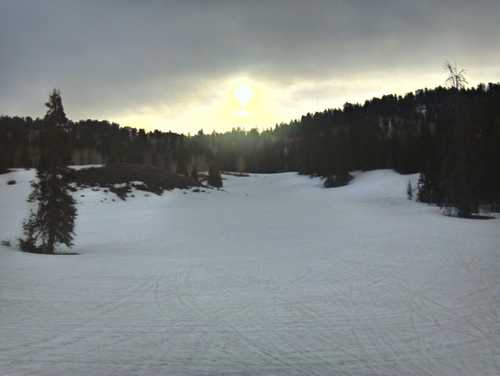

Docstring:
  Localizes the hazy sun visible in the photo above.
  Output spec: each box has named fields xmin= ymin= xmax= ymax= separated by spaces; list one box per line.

xmin=233 ymin=84 xmax=254 ymax=106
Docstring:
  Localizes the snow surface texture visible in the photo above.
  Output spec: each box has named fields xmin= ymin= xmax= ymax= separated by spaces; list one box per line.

xmin=1 ymin=169 xmax=499 ymax=376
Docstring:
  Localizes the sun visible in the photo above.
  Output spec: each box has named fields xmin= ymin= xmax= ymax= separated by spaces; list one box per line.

xmin=233 ymin=84 xmax=254 ymax=106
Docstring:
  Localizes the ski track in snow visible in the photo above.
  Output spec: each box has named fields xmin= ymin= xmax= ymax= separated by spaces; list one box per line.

xmin=1 ymin=169 xmax=499 ymax=375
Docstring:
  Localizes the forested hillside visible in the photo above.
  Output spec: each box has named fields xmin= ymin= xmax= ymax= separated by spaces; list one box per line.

xmin=2 ymin=83 xmax=500 ymax=210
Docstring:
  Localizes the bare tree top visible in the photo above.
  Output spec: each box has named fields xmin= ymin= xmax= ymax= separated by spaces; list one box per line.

xmin=445 ymin=61 xmax=468 ymax=90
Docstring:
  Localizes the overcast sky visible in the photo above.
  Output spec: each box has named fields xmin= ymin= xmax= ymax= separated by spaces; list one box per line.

xmin=1 ymin=0 xmax=500 ymax=133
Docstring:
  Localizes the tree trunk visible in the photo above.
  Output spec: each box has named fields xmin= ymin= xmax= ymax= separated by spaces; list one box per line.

xmin=47 ymin=232 xmax=55 ymax=254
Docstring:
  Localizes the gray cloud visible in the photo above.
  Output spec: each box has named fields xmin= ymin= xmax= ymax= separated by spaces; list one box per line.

xmin=1 ymin=0 xmax=500 ymax=124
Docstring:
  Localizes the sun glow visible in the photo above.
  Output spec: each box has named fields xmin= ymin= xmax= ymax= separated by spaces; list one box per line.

xmin=233 ymin=83 xmax=254 ymax=107
xmin=112 ymin=75 xmax=337 ymax=133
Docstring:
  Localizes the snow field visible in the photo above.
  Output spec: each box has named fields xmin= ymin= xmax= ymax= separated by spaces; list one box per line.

xmin=1 ymin=169 xmax=499 ymax=375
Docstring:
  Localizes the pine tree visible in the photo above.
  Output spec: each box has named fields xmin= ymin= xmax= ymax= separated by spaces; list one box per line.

xmin=20 ymin=90 xmax=77 ymax=254
xmin=407 ymin=179 xmax=413 ymax=200
xmin=191 ymin=165 xmax=199 ymax=182
xmin=176 ymin=158 xmax=188 ymax=176
xmin=440 ymin=62 xmax=476 ymax=217
xmin=21 ymin=171 xmax=77 ymax=253
xmin=417 ymin=173 xmax=430 ymax=203
xmin=39 ymin=90 xmax=71 ymax=169
xmin=0 ymin=149 xmax=6 ymax=173
xmin=323 ymin=129 xmax=352 ymax=188
xmin=20 ymin=146 xmax=32 ymax=168
xmin=208 ymin=164 xmax=223 ymax=188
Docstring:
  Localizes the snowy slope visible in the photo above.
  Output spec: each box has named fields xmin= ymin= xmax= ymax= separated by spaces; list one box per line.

xmin=1 ymin=169 xmax=499 ymax=376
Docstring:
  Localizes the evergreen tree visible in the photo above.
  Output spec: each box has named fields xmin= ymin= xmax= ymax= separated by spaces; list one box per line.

xmin=191 ymin=165 xmax=199 ymax=182
xmin=20 ymin=90 xmax=77 ymax=254
xmin=20 ymin=146 xmax=32 ymax=168
xmin=21 ymin=171 xmax=77 ymax=253
xmin=39 ymin=90 xmax=71 ymax=169
xmin=176 ymin=157 xmax=189 ymax=176
xmin=440 ymin=63 xmax=476 ymax=217
xmin=323 ymin=129 xmax=352 ymax=188
xmin=335 ymin=130 xmax=350 ymax=183
xmin=208 ymin=164 xmax=223 ymax=188
xmin=0 ymin=149 xmax=6 ymax=173
xmin=417 ymin=173 xmax=431 ymax=203
xmin=407 ymin=179 xmax=413 ymax=200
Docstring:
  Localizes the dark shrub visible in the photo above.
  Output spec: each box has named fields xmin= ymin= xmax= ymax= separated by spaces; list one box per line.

xmin=324 ymin=173 xmax=353 ymax=188
xmin=67 ymin=164 xmax=200 ymax=199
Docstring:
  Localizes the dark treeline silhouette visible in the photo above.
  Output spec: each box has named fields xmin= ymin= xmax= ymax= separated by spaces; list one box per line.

xmin=2 ymin=83 xmax=500 ymax=211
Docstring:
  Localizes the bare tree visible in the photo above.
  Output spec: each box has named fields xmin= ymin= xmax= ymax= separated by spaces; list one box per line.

xmin=444 ymin=61 xmax=468 ymax=139
xmin=445 ymin=61 xmax=468 ymax=90
xmin=441 ymin=62 xmax=476 ymax=218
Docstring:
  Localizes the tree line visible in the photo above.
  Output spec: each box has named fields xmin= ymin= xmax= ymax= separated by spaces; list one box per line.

xmin=2 ymin=78 xmax=500 ymax=219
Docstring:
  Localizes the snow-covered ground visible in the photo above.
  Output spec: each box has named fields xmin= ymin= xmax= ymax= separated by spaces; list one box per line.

xmin=1 ymin=169 xmax=499 ymax=376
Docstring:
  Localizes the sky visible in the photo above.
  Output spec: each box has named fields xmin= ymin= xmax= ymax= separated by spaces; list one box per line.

xmin=1 ymin=0 xmax=500 ymax=134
